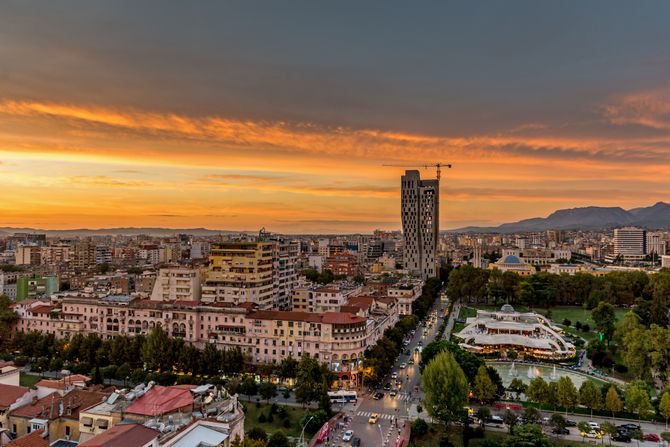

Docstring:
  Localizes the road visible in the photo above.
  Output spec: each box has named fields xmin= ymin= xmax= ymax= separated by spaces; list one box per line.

xmin=331 ymin=297 xmax=448 ymax=446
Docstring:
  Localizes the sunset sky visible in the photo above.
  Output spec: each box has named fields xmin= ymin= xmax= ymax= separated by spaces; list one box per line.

xmin=2 ymin=1 xmax=670 ymax=233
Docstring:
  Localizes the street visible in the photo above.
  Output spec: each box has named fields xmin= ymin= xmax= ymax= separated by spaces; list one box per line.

xmin=330 ymin=297 xmax=447 ymax=446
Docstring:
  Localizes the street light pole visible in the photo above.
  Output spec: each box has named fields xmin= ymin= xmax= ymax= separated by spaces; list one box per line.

xmin=298 ymin=415 xmax=315 ymax=447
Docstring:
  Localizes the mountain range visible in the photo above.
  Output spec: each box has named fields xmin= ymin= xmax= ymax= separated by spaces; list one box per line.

xmin=0 ymin=227 xmax=242 ymax=237
xmin=451 ymin=202 xmax=670 ymax=233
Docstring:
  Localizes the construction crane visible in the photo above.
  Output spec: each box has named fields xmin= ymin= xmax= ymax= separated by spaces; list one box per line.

xmin=382 ymin=162 xmax=452 ymax=181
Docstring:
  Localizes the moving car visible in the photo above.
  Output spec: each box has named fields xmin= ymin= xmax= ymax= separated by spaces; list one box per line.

xmin=580 ymin=430 xmax=603 ymax=439
xmin=390 ymin=389 xmax=398 ymax=396
xmin=391 ymin=372 xmax=398 ymax=379
xmin=612 ymin=433 xmax=631 ymax=443
xmin=383 ymin=383 xmax=392 ymax=391
xmin=351 ymin=438 xmax=361 ymax=447
xmin=373 ymin=391 xmax=384 ymax=400
xmin=408 ymin=359 xmax=415 ymax=365
xmin=644 ymin=434 xmax=661 ymax=442
xmin=368 ymin=413 xmax=379 ymax=424
xmin=399 ymin=362 xmax=407 ymax=369
xmin=343 ymin=430 xmax=354 ymax=442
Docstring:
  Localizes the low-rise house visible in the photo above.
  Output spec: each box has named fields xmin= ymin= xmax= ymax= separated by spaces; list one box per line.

xmin=0 ymin=385 xmax=35 ymax=431
xmin=78 ymin=424 xmax=159 ymax=447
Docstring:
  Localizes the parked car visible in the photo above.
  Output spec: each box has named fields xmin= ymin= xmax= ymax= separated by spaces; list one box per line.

xmin=368 ymin=413 xmax=379 ymax=424
xmin=618 ymin=423 xmax=640 ymax=431
xmin=343 ymin=430 xmax=354 ymax=442
xmin=489 ymin=415 xmax=503 ymax=425
xmin=565 ymin=419 xmax=577 ymax=427
xmin=552 ymin=427 xmax=569 ymax=435
xmin=588 ymin=421 xmax=600 ymax=431
xmin=612 ymin=433 xmax=631 ymax=443
xmin=644 ymin=434 xmax=661 ymax=442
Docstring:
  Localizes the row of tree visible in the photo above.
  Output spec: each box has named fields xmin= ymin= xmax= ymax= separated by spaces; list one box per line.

xmin=447 ymin=265 xmax=670 ymax=326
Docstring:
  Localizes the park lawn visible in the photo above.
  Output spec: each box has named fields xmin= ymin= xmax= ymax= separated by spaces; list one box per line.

xmin=411 ymin=425 xmax=587 ymax=447
xmin=20 ymin=373 xmax=41 ymax=388
xmin=536 ymin=306 xmax=628 ymax=343
xmin=242 ymin=401 xmax=311 ymax=438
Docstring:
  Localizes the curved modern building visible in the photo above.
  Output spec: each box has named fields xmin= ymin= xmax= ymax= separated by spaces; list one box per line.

xmin=455 ymin=305 xmax=575 ymax=360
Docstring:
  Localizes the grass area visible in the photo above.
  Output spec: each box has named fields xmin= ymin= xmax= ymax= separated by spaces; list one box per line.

xmin=241 ymin=401 xmax=311 ymax=438
xmin=20 ymin=373 xmax=41 ymax=388
xmin=410 ymin=425 xmax=592 ymax=447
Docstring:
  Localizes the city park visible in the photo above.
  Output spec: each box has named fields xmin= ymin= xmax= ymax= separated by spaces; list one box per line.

xmin=412 ymin=264 xmax=670 ymax=447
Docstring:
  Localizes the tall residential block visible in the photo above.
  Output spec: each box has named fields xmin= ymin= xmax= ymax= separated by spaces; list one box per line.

xmin=202 ymin=241 xmax=278 ymax=309
xmin=613 ymin=227 xmax=646 ymax=260
xmin=401 ymin=170 xmax=439 ymax=279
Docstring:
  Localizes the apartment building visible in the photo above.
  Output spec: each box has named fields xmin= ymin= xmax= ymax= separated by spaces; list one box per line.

xmin=13 ymin=293 xmax=398 ymax=388
xmin=150 ymin=268 xmax=202 ymax=302
xmin=387 ymin=282 xmax=423 ymax=315
xmin=15 ymin=245 xmax=42 ymax=266
xmin=500 ymin=248 xmax=572 ymax=265
xmin=613 ymin=227 xmax=646 ymax=260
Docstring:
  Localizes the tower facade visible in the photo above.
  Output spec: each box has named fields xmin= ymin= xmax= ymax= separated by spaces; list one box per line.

xmin=401 ymin=170 xmax=439 ymax=279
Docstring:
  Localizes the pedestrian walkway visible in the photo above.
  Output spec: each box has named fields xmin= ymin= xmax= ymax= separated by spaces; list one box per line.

xmin=356 ymin=411 xmax=396 ymax=420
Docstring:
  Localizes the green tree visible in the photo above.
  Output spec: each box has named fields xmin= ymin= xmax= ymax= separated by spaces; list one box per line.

xmin=421 ymin=350 xmax=468 ymax=426
xmin=577 ymin=421 xmax=591 ymax=442
xmin=259 ymin=381 xmax=277 ymax=403
xmin=474 ymin=365 xmax=497 ymax=403
xmin=142 ymin=326 xmax=171 ymax=371
xmin=508 ymin=378 xmax=527 ymax=400
xmin=600 ymin=421 xmax=617 ymax=446
xmin=240 ymin=377 xmax=258 ymax=398
xmin=412 ymin=419 xmax=429 ymax=437
xmin=278 ymin=357 xmax=298 ymax=380
xmin=0 ymin=295 xmax=19 ymax=349
xmin=591 ymin=301 xmax=616 ymax=344
xmin=503 ymin=424 xmax=551 ymax=447
xmin=526 ymin=377 xmax=549 ymax=406
xmin=659 ymin=392 xmax=670 ymax=430
xmin=523 ymin=406 xmax=540 ymax=425
xmin=502 ymin=410 xmax=518 ymax=434
xmin=605 ymin=385 xmax=623 ymax=419
xmin=247 ymin=427 xmax=268 ymax=442
xmin=579 ymin=380 xmax=602 ymax=418
xmin=550 ymin=413 xmax=566 ymax=431
xmin=556 ymin=376 xmax=578 ymax=415
xmin=267 ymin=431 xmax=289 ymax=447
xmin=625 ymin=381 xmax=653 ymax=423
xmin=477 ymin=406 xmax=491 ymax=425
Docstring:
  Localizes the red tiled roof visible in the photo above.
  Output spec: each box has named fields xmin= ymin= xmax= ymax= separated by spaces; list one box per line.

xmin=321 ymin=313 xmax=367 ymax=325
xmin=347 ymin=296 xmax=375 ymax=306
xmin=7 ymin=430 xmax=48 ymax=447
xmin=250 ymin=309 xmax=366 ymax=325
xmin=30 ymin=305 xmax=56 ymax=314
xmin=10 ymin=389 xmax=110 ymax=420
xmin=0 ymin=360 xmax=15 ymax=368
xmin=0 ymin=384 xmax=29 ymax=408
xmin=79 ymin=424 xmax=159 ymax=447
xmin=35 ymin=374 xmax=90 ymax=390
xmin=125 ymin=385 xmax=193 ymax=416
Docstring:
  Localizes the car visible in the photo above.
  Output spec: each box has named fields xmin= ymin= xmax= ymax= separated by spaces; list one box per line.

xmin=373 ymin=391 xmax=384 ymax=400
xmin=399 ymin=363 xmax=407 ymax=369
xmin=368 ymin=413 xmax=379 ymax=424
xmin=405 ymin=350 xmax=411 ymax=355
xmin=588 ymin=421 xmax=600 ymax=431
xmin=351 ymin=438 xmax=361 ymax=447
xmin=414 ymin=347 xmax=420 ymax=352
xmin=396 ymin=378 xmax=402 ymax=385
xmin=418 ymin=341 xmax=423 ymax=346
xmin=516 ymin=416 xmax=527 ymax=425
xmin=552 ymin=427 xmax=569 ymax=435
xmin=489 ymin=415 xmax=503 ymax=425
xmin=342 ymin=430 xmax=354 ymax=442
xmin=541 ymin=417 xmax=550 ymax=425
xmin=580 ymin=431 xmax=603 ymax=439
xmin=390 ymin=389 xmax=398 ymax=396
xmin=383 ymin=383 xmax=392 ymax=391
xmin=408 ymin=359 xmax=415 ymax=365
xmin=277 ymin=386 xmax=288 ymax=392
xmin=565 ymin=419 xmax=577 ymax=427
xmin=644 ymin=434 xmax=661 ymax=442
xmin=391 ymin=372 xmax=398 ymax=379
xmin=612 ymin=433 xmax=631 ymax=443
xmin=619 ymin=423 xmax=640 ymax=431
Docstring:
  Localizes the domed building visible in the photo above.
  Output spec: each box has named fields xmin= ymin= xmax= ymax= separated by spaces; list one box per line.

xmin=488 ymin=254 xmax=535 ymax=276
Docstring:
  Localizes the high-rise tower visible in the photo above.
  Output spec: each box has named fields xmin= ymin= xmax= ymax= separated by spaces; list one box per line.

xmin=401 ymin=170 xmax=439 ymax=279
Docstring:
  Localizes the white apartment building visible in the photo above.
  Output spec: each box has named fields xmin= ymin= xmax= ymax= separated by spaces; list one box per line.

xmin=388 ymin=282 xmax=423 ymax=315
xmin=662 ymin=255 xmax=670 ymax=269
xmin=150 ymin=267 xmax=203 ymax=302
xmin=646 ymin=232 xmax=667 ymax=256
xmin=401 ymin=170 xmax=439 ymax=279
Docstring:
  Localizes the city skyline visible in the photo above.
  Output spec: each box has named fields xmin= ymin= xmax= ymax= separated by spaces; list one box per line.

xmin=3 ymin=1 xmax=670 ymax=233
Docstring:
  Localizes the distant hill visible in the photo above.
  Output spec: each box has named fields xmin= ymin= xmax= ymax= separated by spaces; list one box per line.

xmin=0 ymin=227 xmax=245 ymax=237
xmin=451 ymin=202 xmax=670 ymax=233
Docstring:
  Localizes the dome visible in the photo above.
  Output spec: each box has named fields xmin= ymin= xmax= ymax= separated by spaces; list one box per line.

xmin=500 ymin=255 xmax=521 ymax=264
xmin=500 ymin=304 xmax=515 ymax=313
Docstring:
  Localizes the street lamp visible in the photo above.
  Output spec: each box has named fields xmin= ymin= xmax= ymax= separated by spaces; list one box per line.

xmin=298 ymin=415 xmax=315 ymax=447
